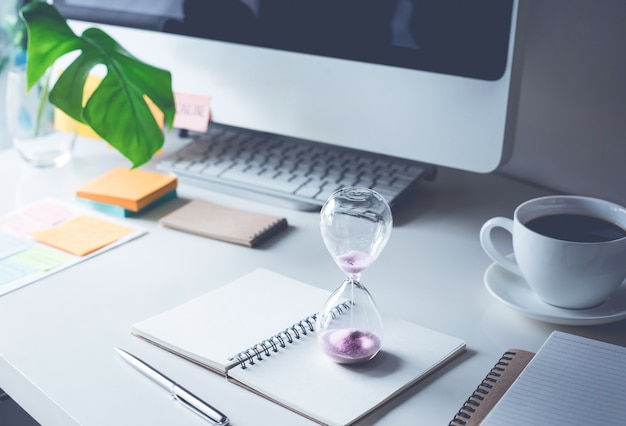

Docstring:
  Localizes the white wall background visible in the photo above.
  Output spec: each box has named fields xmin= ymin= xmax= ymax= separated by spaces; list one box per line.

xmin=498 ymin=0 xmax=626 ymax=206
xmin=1 ymin=0 xmax=624 ymax=206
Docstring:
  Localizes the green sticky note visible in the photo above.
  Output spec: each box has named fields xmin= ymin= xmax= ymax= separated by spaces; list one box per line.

xmin=10 ymin=245 xmax=73 ymax=272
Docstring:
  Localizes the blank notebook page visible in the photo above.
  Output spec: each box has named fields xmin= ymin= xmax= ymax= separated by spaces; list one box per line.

xmin=482 ymin=331 xmax=626 ymax=426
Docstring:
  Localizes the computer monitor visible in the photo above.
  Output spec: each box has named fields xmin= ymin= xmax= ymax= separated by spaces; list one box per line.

xmin=54 ymin=0 xmax=527 ymax=174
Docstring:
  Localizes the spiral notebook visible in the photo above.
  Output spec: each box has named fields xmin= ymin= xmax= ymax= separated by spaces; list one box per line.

xmin=449 ymin=349 xmax=535 ymax=426
xmin=451 ymin=331 xmax=626 ymax=426
xmin=131 ymin=268 xmax=466 ymax=425
xmin=158 ymin=199 xmax=287 ymax=247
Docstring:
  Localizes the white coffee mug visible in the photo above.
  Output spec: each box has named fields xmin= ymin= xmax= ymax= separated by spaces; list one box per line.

xmin=480 ymin=195 xmax=626 ymax=309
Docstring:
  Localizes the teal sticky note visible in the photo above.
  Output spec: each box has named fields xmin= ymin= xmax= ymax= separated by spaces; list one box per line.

xmin=0 ymin=232 xmax=35 ymax=259
xmin=0 ymin=258 xmax=38 ymax=285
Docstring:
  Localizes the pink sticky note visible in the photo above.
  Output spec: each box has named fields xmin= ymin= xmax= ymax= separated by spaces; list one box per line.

xmin=0 ymin=214 xmax=49 ymax=237
xmin=22 ymin=201 xmax=75 ymax=225
xmin=173 ymin=92 xmax=211 ymax=133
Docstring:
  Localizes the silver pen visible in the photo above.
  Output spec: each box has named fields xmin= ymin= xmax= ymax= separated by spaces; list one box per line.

xmin=114 ymin=347 xmax=229 ymax=425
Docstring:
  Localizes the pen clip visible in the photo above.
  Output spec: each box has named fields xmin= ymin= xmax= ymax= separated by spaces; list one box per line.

xmin=171 ymin=384 xmax=230 ymax=426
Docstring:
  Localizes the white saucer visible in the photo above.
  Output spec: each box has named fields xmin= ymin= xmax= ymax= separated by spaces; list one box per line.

xmin=484 ymin=261 xmax=626 ymax=326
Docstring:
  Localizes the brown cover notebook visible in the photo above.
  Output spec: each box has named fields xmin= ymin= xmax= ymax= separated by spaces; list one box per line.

xmin=449 ymin=349 xmax=535 ymax=426
xmin=159 ymin=199 xmax=288 ymax=247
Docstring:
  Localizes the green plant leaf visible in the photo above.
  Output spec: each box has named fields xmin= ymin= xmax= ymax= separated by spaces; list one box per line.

xmin=20 ymin=2 xmax=175 ymax=168
xmin=20 ymin=2 xmax=83 ymax=89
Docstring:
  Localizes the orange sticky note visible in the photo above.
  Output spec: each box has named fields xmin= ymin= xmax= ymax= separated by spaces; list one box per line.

xmin=76 ymin=167 xmax=177 ymax=212
xmin=31 ymin=215 xmax=135 ymax=256
xmin=173 ymin=92 xmax=210 ymax=133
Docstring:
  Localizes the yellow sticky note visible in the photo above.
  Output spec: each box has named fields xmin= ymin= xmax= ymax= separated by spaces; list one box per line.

xmin=31 ymin=215 xmax=135 ymax=256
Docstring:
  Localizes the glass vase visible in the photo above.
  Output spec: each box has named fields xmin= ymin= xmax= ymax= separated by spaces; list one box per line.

xmin=6 ymin=52 xmax=76 ymax=167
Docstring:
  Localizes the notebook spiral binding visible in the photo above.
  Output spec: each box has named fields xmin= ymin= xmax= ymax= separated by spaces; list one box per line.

xmin=231 ymin=301 xmax=352 ymax=369
xmin=249 ymin=217 xmax=288 ymax=245
xmin=448 ymin=351 xmax=517 ymax=426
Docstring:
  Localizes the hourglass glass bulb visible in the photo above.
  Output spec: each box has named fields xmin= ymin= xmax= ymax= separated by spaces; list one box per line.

xmin=317 ymin=187 xmax=392 ymax=364
xmin=317 ymin=279 xmax=384 ymax=363
xmin=320 ymin=187 xmax=392 ymax=281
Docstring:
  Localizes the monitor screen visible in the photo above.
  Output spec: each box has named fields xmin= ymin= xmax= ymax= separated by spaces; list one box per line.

xmin=55 ymin=0 xmax=526 ymax=173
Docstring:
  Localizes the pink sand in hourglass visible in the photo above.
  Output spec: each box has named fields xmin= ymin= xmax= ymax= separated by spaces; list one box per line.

xmin=318 ymin=328 xmax=381 ymax=363
xmin=336 ymin=250 xmax=373 ymax=274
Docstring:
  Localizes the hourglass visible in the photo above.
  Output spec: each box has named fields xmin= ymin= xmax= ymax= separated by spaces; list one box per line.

xmin=317 ymin=187 xmax=393 ymax=364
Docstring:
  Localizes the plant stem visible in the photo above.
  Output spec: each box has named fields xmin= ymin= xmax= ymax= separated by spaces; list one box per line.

xmin=34 ymin=68 xmax=51 ymax=137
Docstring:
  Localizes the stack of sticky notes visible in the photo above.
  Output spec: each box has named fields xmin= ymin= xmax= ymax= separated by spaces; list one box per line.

xmin=76 ymin=167 xmax=178 ymax=217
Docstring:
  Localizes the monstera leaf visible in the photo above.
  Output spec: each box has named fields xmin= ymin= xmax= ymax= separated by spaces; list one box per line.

xmin=20 ymin=2 xmax=175 ymax=168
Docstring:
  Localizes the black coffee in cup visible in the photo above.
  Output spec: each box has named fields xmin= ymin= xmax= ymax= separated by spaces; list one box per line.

xmin=525 ymin=214 xmax=626 ymax=243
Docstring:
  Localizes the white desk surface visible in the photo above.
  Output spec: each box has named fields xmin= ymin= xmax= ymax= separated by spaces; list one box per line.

xmin=1 ymin=135 xmax=625 ymax=426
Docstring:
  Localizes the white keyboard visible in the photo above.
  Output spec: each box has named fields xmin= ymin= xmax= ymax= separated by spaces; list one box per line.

xmin=158 ymin=123 xmax=436 ymax=210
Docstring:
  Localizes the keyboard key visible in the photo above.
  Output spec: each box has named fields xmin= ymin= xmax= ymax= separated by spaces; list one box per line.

xmin=158 ymin=124 xmax=432 ymax=210
xmin=295 ymin=182 xmax=322 ymax=198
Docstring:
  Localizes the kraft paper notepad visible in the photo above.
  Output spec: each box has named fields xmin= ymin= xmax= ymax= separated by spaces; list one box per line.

xmin=76 ymin=167 xmax=178 ymax=212
xmin=131 ymin=268 xmax=466 ymax=425
xmin=158 ymin=199 xmax=288 ymax=247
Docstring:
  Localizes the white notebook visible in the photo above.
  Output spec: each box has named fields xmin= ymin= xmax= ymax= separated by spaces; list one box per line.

xmin=131 ymin=268 xmax=466 ymax=426
xmin=481 ymin=331 xmax=626 ymax=426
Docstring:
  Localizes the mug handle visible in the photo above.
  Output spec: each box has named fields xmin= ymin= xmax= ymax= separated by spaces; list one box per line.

xmin=479 ymin=217 xmax=522 ymax=276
